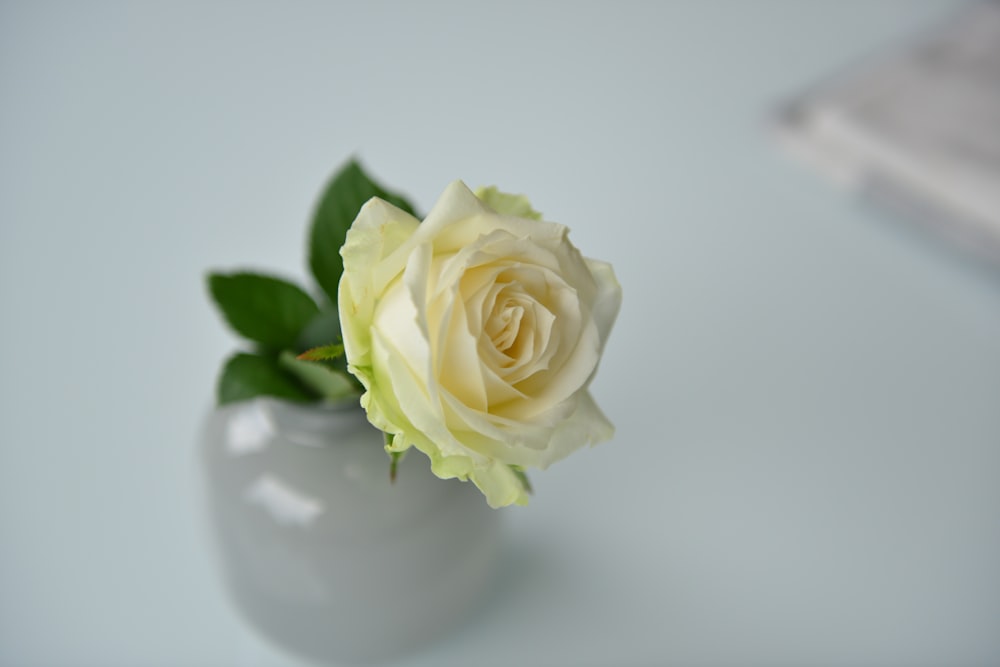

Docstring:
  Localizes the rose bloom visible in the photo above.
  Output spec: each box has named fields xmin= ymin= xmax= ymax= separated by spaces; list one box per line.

xmin=338 ymin=181 xmax=621 ymax=507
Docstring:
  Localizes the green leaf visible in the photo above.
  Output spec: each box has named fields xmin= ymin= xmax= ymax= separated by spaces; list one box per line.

xmin=297 ymin=342 xmax=344 ymax=362
xmin=278 ymin=350 xmax=357 ymax=402
xmin=208 ymin=272 xmax=320 ymax=349
xmin=308 ymin=159 xmax=417 ymax=304
xmin=295 ymin=309 xmax=343 ymax=352
xmin=217 ymin=352 xmax=316 ymax=405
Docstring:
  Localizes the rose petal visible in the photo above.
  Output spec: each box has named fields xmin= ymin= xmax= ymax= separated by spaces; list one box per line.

xmin=418 ymin=181 xmax=567 ymax=257
xmin=370 ymin=326 xmax=485 ymax=467
xmin=500 ymin=318 xmax=600 ymax=421
xmin=436 ymin=282 xmax=489 ymax=412
xmin=585 ymin=258 xmax=622 ymax=349
xmin=339 ymin=198 xmax=420 ymax=368
xmin=533 ymin=390 xmax=615 ymax=468
xmin=469 ymin=461 xmax=529 ymax=509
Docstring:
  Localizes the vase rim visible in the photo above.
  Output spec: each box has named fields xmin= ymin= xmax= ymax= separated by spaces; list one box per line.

xmin=237 ymin=396 xmax=370 ymax=447
xmin=261 ymin=396 xmax=363 ymax=415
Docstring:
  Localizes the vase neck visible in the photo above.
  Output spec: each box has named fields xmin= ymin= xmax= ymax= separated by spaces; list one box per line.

xmin=259 ymin=398 xmax=368 ymax=447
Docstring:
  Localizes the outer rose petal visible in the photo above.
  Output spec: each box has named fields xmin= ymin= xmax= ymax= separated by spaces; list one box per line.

xmin=536 ymin=390 xmax=615 ymax=468
xmin=339 ymin=198 xmax=420 ymax=370
xmin=470 ymin=462 xmax=530 ymax=508
xmin=417 ymin=181 xmax=566 ymax=255
xmin=584 ymin=258 xmax=622 ymax=350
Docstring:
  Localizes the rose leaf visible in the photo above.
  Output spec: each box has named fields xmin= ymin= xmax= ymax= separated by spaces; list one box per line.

xmin=217 ymin=352 xmax=316 ymax=405
xmin=510 ymin=465 xmax=533 ymax=495
xmin=308 ymin=159 xmax=417 ymax=305
xmin=208 ymin=272 xmax=320 ymax=349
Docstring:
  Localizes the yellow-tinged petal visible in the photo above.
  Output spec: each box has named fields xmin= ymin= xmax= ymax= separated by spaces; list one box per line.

xmin=585 ymin=258 xmax=622 ymax=349
xmin=470 ymin=461 xmax=530 ymax=508
xmin=338 ymin=198 xmax=420 ymax=369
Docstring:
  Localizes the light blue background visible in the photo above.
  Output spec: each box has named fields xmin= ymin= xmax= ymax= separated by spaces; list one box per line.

xmin=2 ymin=2 xmax=998 ymax=666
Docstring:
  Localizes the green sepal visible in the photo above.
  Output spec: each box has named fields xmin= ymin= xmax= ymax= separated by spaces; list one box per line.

xmin=474 ymin=185 xmax=543 ymax=220
xmin=509 ymin=465 xmax=533 ymax=495
xmin=308 ymin=160 xmax=417 ymax=305
xmin=386 ymin=433 xmax=405 ymax=483
xmin=297 ymin=342 xmax=344 ymax=362
xmin=217 ymin=352 xmax=316 ymax=405
xmin=207 ymin=272 xmax=319 ymax=349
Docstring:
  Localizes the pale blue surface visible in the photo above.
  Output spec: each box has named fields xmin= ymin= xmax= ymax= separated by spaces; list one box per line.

xmin=2 ymin=2 xmax=999 ymax=666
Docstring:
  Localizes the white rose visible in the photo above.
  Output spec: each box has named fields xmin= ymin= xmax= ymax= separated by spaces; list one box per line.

xmin=338 ymin=181 xmax=621 ymax=507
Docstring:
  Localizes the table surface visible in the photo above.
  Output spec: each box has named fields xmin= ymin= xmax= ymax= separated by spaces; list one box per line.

xmin=2 ymin=2 xmax=999 ymax=666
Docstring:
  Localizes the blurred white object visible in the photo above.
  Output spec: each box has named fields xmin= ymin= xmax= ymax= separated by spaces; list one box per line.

xmin=778 ymin=0 xmax=1000 ymax=259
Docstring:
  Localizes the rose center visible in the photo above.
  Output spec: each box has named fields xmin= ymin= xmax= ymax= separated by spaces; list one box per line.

xmin=463 ymin=265 xmax=559 ymax=387
xmin=486 ymin=298 xmax=525 ymax=355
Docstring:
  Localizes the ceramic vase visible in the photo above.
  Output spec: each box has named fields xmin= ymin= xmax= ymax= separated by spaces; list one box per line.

xmin=200 ymin=398 xmax=503 ymax=664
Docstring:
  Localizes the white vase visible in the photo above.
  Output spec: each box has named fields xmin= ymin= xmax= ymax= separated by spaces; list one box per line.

xmin=199 ymin=398 xmax=503 ymax=664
